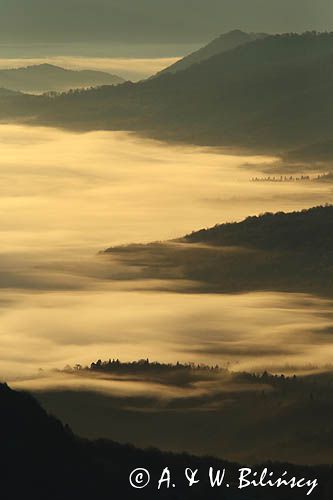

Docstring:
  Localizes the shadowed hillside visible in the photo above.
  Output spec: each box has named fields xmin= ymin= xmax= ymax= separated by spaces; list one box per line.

xmin=33 ymin=360 xmax=333 ymax=466
xmin=184 ymin=205 xmax=333 ymax=251
xmin=1 ymin=382 xmax=333 ymax=499
xmin=1 ymin=33 xmax=333 ymax=158
xmin=104 ymin=206 xmax=333 ymax=295
xmin=157 ymin=30 xmax=267 ymax=75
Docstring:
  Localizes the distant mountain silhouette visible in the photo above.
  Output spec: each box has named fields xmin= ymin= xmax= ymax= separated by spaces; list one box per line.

xmin=1 ymin=382 xmax=332 ymax=499
xmin=158 ymin=30 xmax=267 ymax=75
xmin=2 ymin=33 xmax=333 ymax=158
xmin=0 ymin=63 xmax=125 ymax=93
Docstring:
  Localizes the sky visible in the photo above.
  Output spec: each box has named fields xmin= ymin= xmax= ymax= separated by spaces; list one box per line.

xmin=0 ymin=0 xmax=332 ymax=49
xmin=1 ymin=0 xmax=331 ymax=76
xmin=0 ymin=56 xmax=181 ymax=81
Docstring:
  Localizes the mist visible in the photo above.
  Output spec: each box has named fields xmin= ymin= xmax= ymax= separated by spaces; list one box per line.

xmin=0 ymin=124 xmax=332 ymax=387
xmin=0 ymin=124 xmax=330 ymax=254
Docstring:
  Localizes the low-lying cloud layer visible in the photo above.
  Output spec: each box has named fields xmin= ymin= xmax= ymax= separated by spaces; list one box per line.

xmin=1 ymin=124 xmax=333 ymax=385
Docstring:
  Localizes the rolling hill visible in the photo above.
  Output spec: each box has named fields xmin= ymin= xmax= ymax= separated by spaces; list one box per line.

xmin=184 ymin=205 xmax=333 ymax=251
xmin=0 ymin=63 xmax=125 ymax=93
xmin=104 ymin=206 xmax=333 ymax=295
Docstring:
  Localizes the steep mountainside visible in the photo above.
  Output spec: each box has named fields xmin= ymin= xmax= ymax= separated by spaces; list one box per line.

xmin=158 ymin=30 xmax=267 ymax=75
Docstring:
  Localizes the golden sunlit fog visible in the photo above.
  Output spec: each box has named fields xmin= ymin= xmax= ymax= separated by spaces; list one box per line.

xmin=0 ymin=124 xmax=333 ymax=392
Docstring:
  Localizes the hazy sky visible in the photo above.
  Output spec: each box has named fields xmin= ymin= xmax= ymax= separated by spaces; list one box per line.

xmin=0 ymin=0 xmax=332 ymax=48
xmin=0 ymin=56 xmax=181 ymax=80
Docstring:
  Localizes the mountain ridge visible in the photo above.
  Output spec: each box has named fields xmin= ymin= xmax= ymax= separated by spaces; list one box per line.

xmin=1 ymin=33 xmax=333 ymax=159
xmin=0 ymin=63 xmax=125 ymax=93
xmin=156 ymin=29 xmax=267 ymax=75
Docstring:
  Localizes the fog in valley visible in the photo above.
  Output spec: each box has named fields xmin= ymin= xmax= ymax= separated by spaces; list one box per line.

xmin=0 ymin=113 xmax=331 ymax=467
xmin=3 ymin=1 xmax=333 ymax=489
xmin=0 ymin=124 xmax=331 ymax=388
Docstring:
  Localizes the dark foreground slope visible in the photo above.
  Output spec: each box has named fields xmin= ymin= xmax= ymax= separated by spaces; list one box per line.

xmin=1 ymin=383 xmax=332 ymax=499
xmin=1 ymin=33 xmax=333 ymax=157
xmin=104 ymin=206 xmax=333 ymax=295
xmin=38 ymin=362 xmax=333 ymax=466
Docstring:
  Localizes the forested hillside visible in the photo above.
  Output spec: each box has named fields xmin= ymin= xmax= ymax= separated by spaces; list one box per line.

xmin=1 ymin=33 xmax=333 ymax=157
xmin=157 ymin=29 xmax=266 ymax=75
xmin=1 ymin=383 xmax=332 ymax=499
